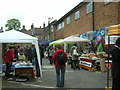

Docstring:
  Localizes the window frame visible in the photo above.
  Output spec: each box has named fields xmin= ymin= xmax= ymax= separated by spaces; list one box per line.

xmin=57 ymin=21 xmax=64 ymax=31
xmin=66 ymin=16 xmax=70 ymax=25
xmin=86 ymin=2 xmax=93 ymax=14
xmin=74 ymin=10 xmax=80 ymax=20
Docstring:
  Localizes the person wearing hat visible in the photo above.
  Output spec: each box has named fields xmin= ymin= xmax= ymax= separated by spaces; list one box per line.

xmin=71 ymin=44 xmax=80 ymax=70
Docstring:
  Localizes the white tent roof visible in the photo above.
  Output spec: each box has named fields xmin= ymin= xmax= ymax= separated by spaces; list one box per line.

xmin=0 ymin=30 xmax=42 ymax=77
xmin=56 ymin=35 xmax=90 ymax=52
xmin=0 ymin=30 xmax=37 ymax=43
xmin=57 ymin=35 xmax=90 ymax=43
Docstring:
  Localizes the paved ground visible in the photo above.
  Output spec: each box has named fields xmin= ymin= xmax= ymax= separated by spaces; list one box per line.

xmin=1 ymin=58 xmax=112 ymax=89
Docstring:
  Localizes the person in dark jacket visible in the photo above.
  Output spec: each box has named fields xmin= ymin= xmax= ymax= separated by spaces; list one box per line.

xmin=48 ymin=45 xmax=54 ymax=64
xmin=3 ymin=46 xmax=14 ymax=79
xmin=111 ymin=38 xmax=120 ymax=89
xmin=52 ymin=45 xmax=68 ymax=87
xmin=14 ymin=46 xmax=19 ymax=60
xmin=27 ymin=45 xmax=35 ymax=63
xmin=39 ymin=45 xmax=44 ymax=65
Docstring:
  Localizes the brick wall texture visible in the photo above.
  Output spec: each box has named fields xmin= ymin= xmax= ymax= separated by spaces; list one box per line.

xmin=54 ymin=2 xmax=120 ymax=40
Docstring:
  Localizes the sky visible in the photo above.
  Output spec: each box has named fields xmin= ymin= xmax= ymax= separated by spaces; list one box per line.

xmin=0 ymin=0 xmax=83 ymax=30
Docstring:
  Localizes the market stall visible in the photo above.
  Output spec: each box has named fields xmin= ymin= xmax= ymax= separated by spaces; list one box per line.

xmin=2 ymin=60 xmax=35 ymax=81
xmin=78 ymin=52 xmax=112 ymax=72
xmin=0 ymin=30 xmax=42 ymax=78
xmin=56 ymin=35 xmax=90 ymax=52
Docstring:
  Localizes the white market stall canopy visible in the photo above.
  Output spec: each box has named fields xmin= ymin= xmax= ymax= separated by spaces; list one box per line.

xmin=56 ymin=35 xmax=90 ymax=52
xmin=0 ymin=30 xmax=42 ymax=77
xmin=56 ymin=35 xmax=90 ymax=43
xmin=0 ymin=30 xmax=37 ymax=43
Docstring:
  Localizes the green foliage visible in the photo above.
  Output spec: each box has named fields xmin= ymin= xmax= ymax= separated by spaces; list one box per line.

xmin=5 ymin=18 xmax=21 ymax=31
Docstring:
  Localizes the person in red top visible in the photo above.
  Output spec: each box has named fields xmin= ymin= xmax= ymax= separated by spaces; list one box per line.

xmin=52 ymin=45 xmax=68 ymax=87
xmin=3 ymin=46 xmax=14 ymax=79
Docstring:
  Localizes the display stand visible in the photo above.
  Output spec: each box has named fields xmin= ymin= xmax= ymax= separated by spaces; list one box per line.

xmin=15 ymin=66 xmax=34 ymax=80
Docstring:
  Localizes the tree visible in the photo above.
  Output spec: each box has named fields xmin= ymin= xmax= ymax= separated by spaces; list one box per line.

xmin=5 ymin=18 xmax=21 ymax=31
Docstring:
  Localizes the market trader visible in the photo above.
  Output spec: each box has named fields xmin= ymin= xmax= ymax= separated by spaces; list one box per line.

xmin=3 ymin=46 xmax=14 ymax=79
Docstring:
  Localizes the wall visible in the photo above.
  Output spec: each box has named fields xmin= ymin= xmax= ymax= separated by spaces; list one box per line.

xmin=94 ymin=2 xmax=119 ymax=30
xmin=63 ymin=4 xmax=93 ymax=38
xmin=54 ymin=2 xmax=119 ymax=40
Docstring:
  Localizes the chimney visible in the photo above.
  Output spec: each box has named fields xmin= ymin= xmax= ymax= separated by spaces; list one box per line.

xmin=1 ymin=27 xmax=3 ymax=32
xmin=31 ymin=23 xmax=35 ymax=35
xmin=23 ymin=25 xmax=25 ymax=29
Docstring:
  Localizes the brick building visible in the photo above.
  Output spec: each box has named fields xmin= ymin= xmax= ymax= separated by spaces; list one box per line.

xmin=52 ymin=1 xmax=120 ymax=40
xmin=21 ymin=25 xmax=43 ymax=41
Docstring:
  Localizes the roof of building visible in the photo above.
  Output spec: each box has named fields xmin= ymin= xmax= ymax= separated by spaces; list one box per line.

xmin=21 ymin=27 xmax=43 ymax=36
xmin=55 ymin=2 xmax=87 ymax=24
xmin=0 ymin=27 xmax=3 ymax=33
xmin=29 ymin=27 xmax=43 ymax=35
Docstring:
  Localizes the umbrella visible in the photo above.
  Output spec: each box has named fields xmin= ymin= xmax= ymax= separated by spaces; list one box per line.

xmin=47 ymin=40 xmax=54 ymax=44
xmin=39 ymin=39 xmax=48 ymax=45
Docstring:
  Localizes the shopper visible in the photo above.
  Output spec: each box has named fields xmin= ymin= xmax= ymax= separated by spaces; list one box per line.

xmin=52 ymin=45 xmax=68 ymax=87
xmin=111 ymin=38 xmax=120 ymax=89
xmin=71 ymin=44 xmax=80 ymax=70
xmin=3 ymin=46 xmax=14 ymax=79
xmin=48 ymin=45 xmax=54 ymax=64
xmin=39 ymin=45 xmax=44 ymax=65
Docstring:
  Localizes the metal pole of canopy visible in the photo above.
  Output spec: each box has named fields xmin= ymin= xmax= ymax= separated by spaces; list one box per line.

xmin=107 ymin=35 xmax=110 ymax=88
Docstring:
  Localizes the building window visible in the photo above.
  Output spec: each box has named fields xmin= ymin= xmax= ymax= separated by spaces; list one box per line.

xmin=66 ymin=16 xmax=70 ymax=24
xmin=75 ymin=11 xmax=80 ymax=20
xmin=86 ymin=2 xmax=93 ymax=14
xmin=61 ymin=22 xmax=64 ymax=28
xmin=57 ymin=23 xmax=61 ymax=30
xmin=104 ymin=0 xmax=113 ymax=4
xmin=57 ymin=21 xmax=64 ymax=30
xmin=51 ymin=25 xmax=54 ymax=32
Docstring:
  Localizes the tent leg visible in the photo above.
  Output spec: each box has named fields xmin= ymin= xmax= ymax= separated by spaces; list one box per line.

xmin=34 ymin=42 xmax=42 ymax=77
xmin=107 ymin=35 xmax=110 ymax=88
